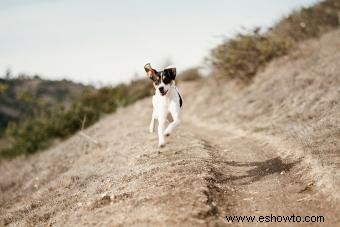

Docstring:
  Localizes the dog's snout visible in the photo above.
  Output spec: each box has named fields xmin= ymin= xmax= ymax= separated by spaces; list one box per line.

xmin=159 ymin=87 xmax=164 ymax=92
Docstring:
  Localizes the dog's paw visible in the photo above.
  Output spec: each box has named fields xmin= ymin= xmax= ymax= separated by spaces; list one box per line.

xmin=164 ymin=129 xmax=171 ymax=137
xmin=149 ymin=124 xmax=154 ymax=134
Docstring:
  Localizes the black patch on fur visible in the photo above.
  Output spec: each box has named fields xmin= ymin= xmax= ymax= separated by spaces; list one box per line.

xmin=162 ymin=74 xmax=172 ymax=84
xmin=163 ymin=68 xmax=176 ymax=81
xmin=177 ymin=90 xmax=183 ymax=108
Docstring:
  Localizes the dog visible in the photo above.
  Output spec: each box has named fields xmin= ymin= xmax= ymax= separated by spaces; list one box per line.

xmin=144 ymin=63 xmax=183 ymax=147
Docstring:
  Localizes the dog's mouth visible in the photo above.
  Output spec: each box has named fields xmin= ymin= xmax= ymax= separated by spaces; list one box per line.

xmin=160 ymin=90 xmax=168 ymax=96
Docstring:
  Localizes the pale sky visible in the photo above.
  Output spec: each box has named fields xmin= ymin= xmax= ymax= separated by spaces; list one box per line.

xmin=0 ymin=0 xmax=320 ymax=85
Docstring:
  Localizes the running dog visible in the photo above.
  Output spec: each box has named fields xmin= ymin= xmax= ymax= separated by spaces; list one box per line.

xmin=144 ymin=63 xmax=183 ymax=147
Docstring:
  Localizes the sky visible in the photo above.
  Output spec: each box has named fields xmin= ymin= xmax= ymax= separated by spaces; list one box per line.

xmin=0 ymin=0 xmax=320 ymax=85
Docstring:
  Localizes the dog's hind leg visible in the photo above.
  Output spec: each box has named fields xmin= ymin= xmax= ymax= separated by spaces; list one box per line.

xmin=158 ymin=116 xmax=166 ymax=147
xmin=149 ymin=112 xmax=155 ymax=133
xmin=150 ymin=96 xmax=157 ymax=134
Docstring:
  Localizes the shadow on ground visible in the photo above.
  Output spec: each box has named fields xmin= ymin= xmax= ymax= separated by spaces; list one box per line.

xmin=211 ymin=157 xmax=298 ymax=185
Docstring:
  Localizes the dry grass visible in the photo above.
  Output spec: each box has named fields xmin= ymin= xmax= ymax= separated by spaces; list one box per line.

xmin=183 ymin=29 xmax=340 ymax=198
xmin=272 ymin=0 xmax=340 ymax=41
xmin=210 ymin=30 xmax=291 ymax=83
xmin=177 ymin=68 xmax=202 ymax=82
xmin=209 ymin=0 xmax=340 ymax=83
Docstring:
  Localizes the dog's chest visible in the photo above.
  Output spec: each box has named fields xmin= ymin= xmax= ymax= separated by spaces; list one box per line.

xmin=154 ymin=94 xmax=172 ymax=108
xmin=152 ymin=86 xmax=182 ymax=117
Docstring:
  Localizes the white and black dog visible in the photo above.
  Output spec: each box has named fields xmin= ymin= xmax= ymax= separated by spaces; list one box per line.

xmin=144 ymin=63 xmax=183 ymax=147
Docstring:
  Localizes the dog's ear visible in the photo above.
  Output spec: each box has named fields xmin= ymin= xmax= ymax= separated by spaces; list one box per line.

xmin=164 ymin=66 xmax=176 ymax=80
xmin=144 ymin=63 xmax=158 ymax=81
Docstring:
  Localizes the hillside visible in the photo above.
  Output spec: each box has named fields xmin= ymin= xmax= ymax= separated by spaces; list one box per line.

xmin=184 ymin=29 xmax=340 ymax=199
xmin=0 ymin=77 xmax=152 ymax=158
xmin=1 ymin=28 xmax=340 ymax=226
xmin=0 ymin=76 xmax=92 ymax=135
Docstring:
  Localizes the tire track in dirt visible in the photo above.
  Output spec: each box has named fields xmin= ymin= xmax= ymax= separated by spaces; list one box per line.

xmin=189 ymin=123 xmax=340 ymax=226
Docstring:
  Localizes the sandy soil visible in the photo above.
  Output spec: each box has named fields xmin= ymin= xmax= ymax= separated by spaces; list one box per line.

xmin=1 ymin=100 xmax=339 ymax=226
xmin=1 ymin=30 xmax=340 ymax=226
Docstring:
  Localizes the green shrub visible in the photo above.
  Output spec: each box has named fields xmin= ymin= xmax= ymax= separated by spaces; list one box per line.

xmin=0 ymin=79 xmax=153 ymax=158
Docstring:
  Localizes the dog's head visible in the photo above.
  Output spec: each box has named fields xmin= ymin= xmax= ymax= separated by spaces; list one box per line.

xmin=144 ymin=63 xmax=176 ymax=96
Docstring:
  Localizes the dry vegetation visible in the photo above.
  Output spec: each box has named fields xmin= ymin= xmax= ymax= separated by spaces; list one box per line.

xmin=184 ymin=28 xmax=340 ymax=198
xmin=177 ymin=67 xmax=202 ymax=82
xmin=209 ymin=0 xmax=340 ymax=83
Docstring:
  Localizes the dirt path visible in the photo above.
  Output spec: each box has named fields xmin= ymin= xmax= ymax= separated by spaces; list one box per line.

xmin=190 ymin=123 xmax=340 ymax=226
xmin=1 ymin=99 xmax=339 ymax=226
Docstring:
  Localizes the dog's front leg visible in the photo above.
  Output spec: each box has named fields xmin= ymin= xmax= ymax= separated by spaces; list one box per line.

xmin=164 ymin=113 xmax=180 ymax=136
xmin=158 ymin=116 xmax=166 ymax=147
xmin=164 ymin=103 xmax=181 ymax=136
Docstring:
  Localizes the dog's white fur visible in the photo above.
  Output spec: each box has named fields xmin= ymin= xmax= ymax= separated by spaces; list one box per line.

xmin=149 ymin=83 xmax=182 ymax=147
xmin=147 ymin=66 xmax=182 ymax=147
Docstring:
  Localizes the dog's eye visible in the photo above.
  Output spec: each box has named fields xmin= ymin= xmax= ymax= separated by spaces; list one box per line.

xmin=163 ymin=77 xmax=171 ymax=84
xmin=154 ymin=79 xmax=160 ymax=85
xmin=153 ymin=75 xmax=161 ymax=85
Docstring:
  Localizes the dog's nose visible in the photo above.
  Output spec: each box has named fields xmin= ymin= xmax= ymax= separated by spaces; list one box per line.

xmin=159 ymin=87 xmax=164 ymax=92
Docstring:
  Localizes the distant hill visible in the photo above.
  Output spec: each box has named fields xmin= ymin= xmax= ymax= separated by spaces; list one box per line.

xmin=0 ymin=74 xmax=153 ymax=157
xmin=0 ymin=75 xmax=93 ymax=135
